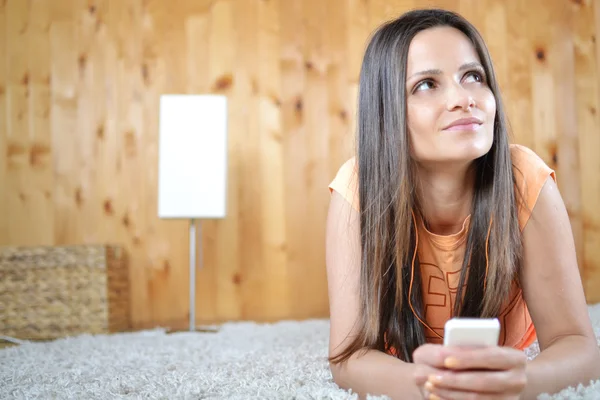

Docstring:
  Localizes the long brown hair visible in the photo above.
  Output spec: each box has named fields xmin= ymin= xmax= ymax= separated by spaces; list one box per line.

xmin=330 ymin=9 xmax=523 ymax=364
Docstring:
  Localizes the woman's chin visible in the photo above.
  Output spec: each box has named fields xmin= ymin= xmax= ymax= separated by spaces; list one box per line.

xmin=415 ymin=145 xmax=492 ymax=166
xmin=448 ymin=138 xmax=493 ymax=162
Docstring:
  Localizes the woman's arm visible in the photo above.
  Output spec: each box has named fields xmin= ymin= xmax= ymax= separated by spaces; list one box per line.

xmin=331 ymin=348 xmax=423 ymax=399
xmin=520 ymin=177 xmax=600 ymax=399
xmin=325 ymin=191 xmax=424 ymax=399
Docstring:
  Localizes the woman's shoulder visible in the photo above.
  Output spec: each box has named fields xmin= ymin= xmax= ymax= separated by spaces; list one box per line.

xmin=327 ymin=145 xmax=556 ymax=224
xmin=329 ymin=157 xmax=360 ymax=212
xmin=509 ymin=144 xmax=557 ymax=230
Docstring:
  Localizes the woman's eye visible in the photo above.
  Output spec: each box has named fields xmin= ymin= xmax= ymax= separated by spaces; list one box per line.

xmin=464 ymin=71 xmax=483 ymax=83
xmin=414 ymin=80 xmax=435 ymax=92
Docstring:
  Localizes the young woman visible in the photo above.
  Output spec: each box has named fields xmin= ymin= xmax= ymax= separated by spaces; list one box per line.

xmin=326 ymin=8 xmax=600 ymax=400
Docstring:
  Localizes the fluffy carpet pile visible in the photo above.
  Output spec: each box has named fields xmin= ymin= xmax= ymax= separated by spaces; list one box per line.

xmin=2 ymin=304 xmax=600 ymax=399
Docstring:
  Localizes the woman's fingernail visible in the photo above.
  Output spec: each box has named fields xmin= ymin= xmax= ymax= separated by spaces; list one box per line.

xmin=444 ymin=356 xmax=459 ymax=368
xmin=424 ymin=381 xmax=434 ymax=391
xmin=428 ymin=374 xmax=443 ymax=384
xmin=428 ymin=394 xmax=441 ymax=400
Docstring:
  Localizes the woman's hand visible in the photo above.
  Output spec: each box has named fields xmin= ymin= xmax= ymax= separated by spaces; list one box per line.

xmin=413 ymin=344 xmax=528 ymax=399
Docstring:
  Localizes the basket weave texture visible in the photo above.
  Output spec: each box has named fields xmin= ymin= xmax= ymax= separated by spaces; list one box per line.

xmin=0 ymin=244 xmax=130 ymax=340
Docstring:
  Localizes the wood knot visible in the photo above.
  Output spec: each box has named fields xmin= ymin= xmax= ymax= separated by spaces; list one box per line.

xmin=103 ymin=199 xmax=114 ymax=215
xmin=78 ymin=54 xmax=87 ymax=72
xmin=7 ymin=143 xmax=26 ymax=160
xmin=29 ymin=144 xmax=50 ymax=167
xmin=548 ymin=142 xmax=558 ymax=166
xmin=96 ymin=124 xmax=105 ymax=139
xmin=141 ymin=64 xmax=150 ymax=85
xmin=212 ymin=74 xmax=233 ymax=91
xmin=295 ymin=97 xmax=303 ymax=113
xmin=75 ymin=187 xmax=83 ymax=207
xmin=124 ymin=130 xmax=136 ymax=157
xmin=535 ymin=48 xmax=545 ymax=61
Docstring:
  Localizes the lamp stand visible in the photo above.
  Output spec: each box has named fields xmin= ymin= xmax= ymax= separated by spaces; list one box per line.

xmin=189 ymin=218 xmax=202 ymax=331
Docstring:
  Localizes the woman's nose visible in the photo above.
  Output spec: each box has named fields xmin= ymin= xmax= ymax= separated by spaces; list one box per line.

xmin=445 ymin=84 xmax=476 ymax=111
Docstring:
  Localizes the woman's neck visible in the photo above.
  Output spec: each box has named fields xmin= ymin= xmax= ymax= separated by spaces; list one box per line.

xmin=415 ymin=163 xmax=475 ymax=236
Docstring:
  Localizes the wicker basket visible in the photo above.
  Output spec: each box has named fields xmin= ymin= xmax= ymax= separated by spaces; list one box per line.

xmin=0 ymin=244 xmax=131 ymax=340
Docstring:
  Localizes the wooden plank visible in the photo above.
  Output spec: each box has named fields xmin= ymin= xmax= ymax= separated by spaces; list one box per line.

xmin=0 ymin=0 xmax=6 ymax=244
xmin=72 ymin=0 xmax=112 ymax=327
xmin=481 ymin=1 xmax=508 ymax=96
xmin=528 ymin=0 xmax=586 ymax=277
xmin=326 ymin=0 xmax=352 ymax=178
xmin=159 ymin=5 xmax=204 ymax=327
xmin=577 ymin=0 xmax=600 ymax=302
xmin=71 ymin=0 xmax=100 ymax=325
xmin=208 ymin=0 xmax=241 ymax=322
xmin=504 ymin=0 xmax=535 ymax=149
xmin=384 ymin=0 xmax=419 ymax=18
xmin=51 ymin=0 xmax=75 ymax=21
xmin=368 ymin=0 xmax=392 ymax=29
xmin=185 ymin=10 xmax=218 ymax=324
xmin=6 ymin=0 xmax=27 ymax=85
xmin=458 ymin=0 xmax=484 ymax=26
xmin=65 ymin=0 xmax=92 ymax=249
xmin=50 ymin=1 xmax=79 ymax=245
xmin=75 ymin=0 xmax=98 ymax=229
xmin=346 ymin=0 xmax=369 ymax=149
xmin=128 ymin=0 xmax=171 ymax=327
xmin=528 ymin=0 xmax=556 ymax=169
xmin=549 ymin=2 xmax=584 ymax=276
xmin=83 ymin=0 xmax=109 ymax=246
xmin=257 ymin=0 xmax=289 ymax=319
xmin=28 ymin=0 xmax=53 ymax=245
xmin=521 ymin=0 xmax=586 ymax=280
xmin=229 ymin=0 xmax=263 ymax=320
xmin=280 ymin=0 xmax=308 ymax=319
xmin=434 ymin=0 xmax=459 ymax=12
xmin=122 ymin=0 xmax=158 ymax=328
xmin=107 ymin=0 xmax=158 ymax=327
xmin=346 ymin=0 xmax=369 ymax=85
xmin=5 ymin=0 xmax=32 ymax=245
xmin=298 ymin=0 xmax=330 ymax=319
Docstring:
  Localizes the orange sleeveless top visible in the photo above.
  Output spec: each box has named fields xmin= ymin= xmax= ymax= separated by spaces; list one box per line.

xmin=328 ymin=144 xmax=556 ymax=351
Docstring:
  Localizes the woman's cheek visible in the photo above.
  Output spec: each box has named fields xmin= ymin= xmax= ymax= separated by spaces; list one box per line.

xmin=479 ymin=88 xmax=497 ymax=116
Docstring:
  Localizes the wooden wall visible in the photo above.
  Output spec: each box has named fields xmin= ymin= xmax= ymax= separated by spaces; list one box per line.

xmin=1 ymin=0 xmax=599 ymax=330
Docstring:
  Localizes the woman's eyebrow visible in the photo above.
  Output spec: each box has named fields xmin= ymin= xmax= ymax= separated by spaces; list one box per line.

xmin=407 ymin=62 xmax=484 ymax=81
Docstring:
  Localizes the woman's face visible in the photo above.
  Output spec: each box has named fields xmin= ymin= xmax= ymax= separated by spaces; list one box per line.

xmin=405 ymin=26 xmax=496 ymax=166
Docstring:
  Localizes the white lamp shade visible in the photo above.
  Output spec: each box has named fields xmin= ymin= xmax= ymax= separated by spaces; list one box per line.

xmin=157 ymin=94 xmax=228 ymax=219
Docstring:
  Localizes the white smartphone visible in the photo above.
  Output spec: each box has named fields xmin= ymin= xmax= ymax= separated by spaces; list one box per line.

xmin=443 ymin=318 xmax=500 ymax=347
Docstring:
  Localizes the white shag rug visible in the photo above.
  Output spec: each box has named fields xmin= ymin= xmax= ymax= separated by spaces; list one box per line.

xmin=2 ymin=305 xmax=600 ymax=400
